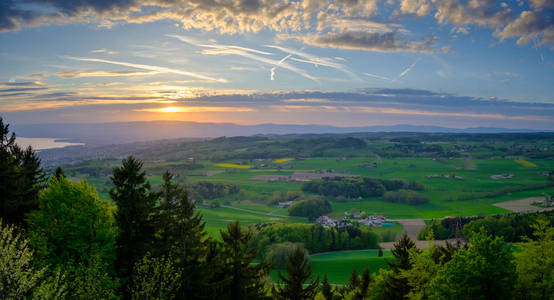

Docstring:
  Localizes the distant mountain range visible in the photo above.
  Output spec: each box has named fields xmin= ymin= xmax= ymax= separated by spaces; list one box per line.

xmin=12 ymin=121 xmax=552 ymax=145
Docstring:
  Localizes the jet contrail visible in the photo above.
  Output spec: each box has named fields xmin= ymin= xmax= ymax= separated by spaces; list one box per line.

xmin=168 ymin=35 xmax=316 ymax=81
xmin=363 ymin=73 xmax=392 ymax=81
xmin=397 ymin=59 xmax=421 ymax=80
xmin=65 ymin=56 xmax=227 ymax=83
xmin=271 ymin=54 xmax=293 ymax=80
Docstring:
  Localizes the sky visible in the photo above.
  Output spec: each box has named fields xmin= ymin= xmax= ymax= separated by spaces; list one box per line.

xmin=0 ymin=0 xmax=553 ymax=130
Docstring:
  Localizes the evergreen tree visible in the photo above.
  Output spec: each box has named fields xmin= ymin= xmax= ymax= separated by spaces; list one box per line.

xmin=346 ymin=269 xmax=360 ymax=292
xmin=156 ymin=171 xmax=213 ymax=299
xmin=218 ymin=221 xmax=269 ymax=300
xmin=272 ymin=246 xmax=318 ymax=300
xmin=320 ymin=274 xmax=334 ymax=300
xmin=384 ymin=234 xmax=417 ymax=299
xmin=110 ymin=156 xmax=157 ymax=291
xmin=0 ymin=118 xmax=45 ymax=226
xmin=54 ymin=166 xmax=65 ymax=179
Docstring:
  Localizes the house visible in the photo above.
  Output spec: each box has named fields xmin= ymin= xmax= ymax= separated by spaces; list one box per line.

xmin=316 ymin=216 xmax=336 ymax=227
xmin=277 ymin=201 xmax=294 ymax=208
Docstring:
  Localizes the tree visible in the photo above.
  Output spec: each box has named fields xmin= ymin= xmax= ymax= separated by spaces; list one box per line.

xmin=110 ymin=156 xmax=157 ymax=289
xmin=429 ymin=230 xmax=516 ymax=300
xmin=0 ymin=220 xmax=66 ymax=299
xmin=27 ymin=176 xmax=118 ymax=297
xmin=54 ymin=167 xmax=65 ymax=179
xmin=320 ymin=274 xmax=334 ymax=300
xmin=384 ymin=234 xmax=417 ymax=299
xmin=218 ymin=221 xmax=269 ymax=300
xmin=156 ymin=171 xmax=212 ymax=299
xmin=514 ymin=218 xmax=554 ymax=299
xmin=0 ymin=117 xmax=45 ymax=226
xmin=272 ymin=246 xmax=319 ymax=300
xmin=130 ymin=254 xmax=182 ymax=300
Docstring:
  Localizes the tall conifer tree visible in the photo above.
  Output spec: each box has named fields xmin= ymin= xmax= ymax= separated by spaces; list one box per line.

xmin=272 ymin=246 xmax=318 ymax=300
xmin=110 ymin=156 xmax=157 ymax=292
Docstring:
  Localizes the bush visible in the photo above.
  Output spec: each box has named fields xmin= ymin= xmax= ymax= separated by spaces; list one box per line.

xmin=383 ymin=189 xmax=429 ymax=205
xmin=265 ymin=242 xmax=306 ymax=269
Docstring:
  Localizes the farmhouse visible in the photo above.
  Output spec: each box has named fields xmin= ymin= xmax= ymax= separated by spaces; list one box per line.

xmin=277 ymin=201 xmax=294 ymax=208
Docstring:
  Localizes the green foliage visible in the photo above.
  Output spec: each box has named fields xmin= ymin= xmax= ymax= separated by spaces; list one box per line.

xmin=28 ymin=177 xmax=117 ymax=268
xmin=218 ymin=221 xmax=269 ymax=300
xmin=288 ymin=197 xmax=332 ymax=220
xmin=428 ymin=231 xmax=516 ymax=300
xmin=463 ymin=211 xmax=554 ymax=242
xmin=272 ymin=246 xmax=319 ymax=300
xmin=27 ymin=176 xmax=118 ymax=297
xmin=0 ymin=117 xmax=46 ymax=226
xmin=130 ymin=254 xmax=182 ymax=300
xmin=266 ymin=242 xmax=305 ymax=269
xmin=514 ymin=218 xmax=554 ymax=299
xmin=189 ymin=181 xmax=239 ymax=200
xmin=251 ymin=223 xmax=379 ymax=257
xmin=110 ymin=156 xmax=157 ymax=284
xmin=320 ymin=274 xmax=334 ymax=300
xmin=301 ymin=177 xmax=423 ymax=199
xmin=0 ymin=221 xmax=66 ymax=299
xmin=383 ymin=189 xmax=429 ymax=205
xmin=384 ymin=234 xmax=417 ymax=299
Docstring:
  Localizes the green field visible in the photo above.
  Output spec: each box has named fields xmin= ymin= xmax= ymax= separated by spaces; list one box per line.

xmin=51 ymin=133 xmax=554 ymax=285
xmin=67 ymin=155 xmax=554 ymax=228
xmin=271 ymin=250 xmax=393 ymax=284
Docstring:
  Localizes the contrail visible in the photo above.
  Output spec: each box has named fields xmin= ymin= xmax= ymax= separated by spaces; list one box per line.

xmin=397 ymin=59 xmax=421 ymax=80
xmin=271 ymin=54 xmax=293 ymax=80
xmin=169 ymin=35 xmax=316 ymax=81
xmin=363 ymin=73 xmax=392 ymax=81
xmin=65 ymin=56 xmax=227 ymax=82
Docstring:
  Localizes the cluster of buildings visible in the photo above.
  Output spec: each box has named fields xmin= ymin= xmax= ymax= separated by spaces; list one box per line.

xmin=316 ymin=214 xmax=393 ymax=228
xmin=491 ymin=173 xmax=515 ymax=179
xmin=426 ymin=174 xmax=464 ymax=180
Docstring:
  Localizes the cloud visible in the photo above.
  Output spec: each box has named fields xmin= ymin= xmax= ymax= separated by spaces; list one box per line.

xmin=135 ymin=106 xmax=255 ymax=113
xmin=64 ymin=56 xmax=227 ymax=82
xmin=281 ymin=31 xmax=438 ymax=53
xmin=57 ymin=70 xmax=160 ymax=78
xmin=496 ymin=10 xmax=554 ymax=47
xmin=169 ymin=34 xmax=317 ymax=81
xmin=91 ymin=48 xmax=118 ymax=55
xmin=364 ymin=73 xmax=392 ymax=81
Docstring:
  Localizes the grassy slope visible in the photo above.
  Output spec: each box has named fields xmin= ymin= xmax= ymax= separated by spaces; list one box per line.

xmin=270 ymin=250 xmax=393 ymax=284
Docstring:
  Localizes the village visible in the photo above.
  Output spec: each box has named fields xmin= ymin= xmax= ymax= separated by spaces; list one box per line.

xmin=316 ymin=213 xmax=394 ymax=228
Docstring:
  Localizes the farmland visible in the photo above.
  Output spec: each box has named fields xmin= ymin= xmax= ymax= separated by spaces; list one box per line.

xmin=46 ymin=132 xmax=554 ymax=283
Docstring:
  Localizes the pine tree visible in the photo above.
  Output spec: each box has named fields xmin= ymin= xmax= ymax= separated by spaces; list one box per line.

xmin=384 ymin=234 xmax=417 ymax=299
xmin=110 ymin=156 xmax=157 ymax=292
xmin=272 ymin=246 xmax=318 ymax=300
xmin=320 ymin=274 xmax=334 ymax=300
xmin=218 ymin=221 xmax=269 ymax=300
xmin=54 ymin=167 xmax=64 ymax=179
xmin=347 ymin=269 xmax=360 ymax=292
xmin=0 ymin=118 xmax=45 ymax=226
xmin=156 ymin=171 xmax=213 ymax=299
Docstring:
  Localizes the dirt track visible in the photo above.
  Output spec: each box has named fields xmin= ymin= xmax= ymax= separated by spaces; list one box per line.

xmin=494 ymin=197 xmax=554 ymax=213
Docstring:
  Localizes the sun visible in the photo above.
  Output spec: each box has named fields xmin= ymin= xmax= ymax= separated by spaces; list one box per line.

xmin=160 ymin=106 xmax=182 ymax=113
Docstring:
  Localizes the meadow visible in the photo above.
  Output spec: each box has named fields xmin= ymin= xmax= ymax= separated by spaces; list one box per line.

xmin=51 ymin=133 xmax=554 ymax=284
xmin=270 ymin=249 xmax=393 ymax=284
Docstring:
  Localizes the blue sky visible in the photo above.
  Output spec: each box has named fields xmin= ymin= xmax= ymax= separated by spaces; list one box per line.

xmin=0 ymin=0 xmax=553 ymax=129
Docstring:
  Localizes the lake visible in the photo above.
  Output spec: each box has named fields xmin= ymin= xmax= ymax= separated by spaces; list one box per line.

xmin=16 ymin=137 xmax=84 ymax=150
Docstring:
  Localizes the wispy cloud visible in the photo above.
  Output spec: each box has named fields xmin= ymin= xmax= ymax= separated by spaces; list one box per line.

xmin=363 ymin=73 xmax=392 ymax=81
xmin=168 ymin=34 xmax=317 ymax=81
xmin=91 ymin=48 xmax=118 ymax=55
xmin=135 ymin=106 xmax=255 ymax=113
xmin=57 ymin=70 xmax=160 ymax=78
xmin=64 ymin=56 xmax=227 ymax=83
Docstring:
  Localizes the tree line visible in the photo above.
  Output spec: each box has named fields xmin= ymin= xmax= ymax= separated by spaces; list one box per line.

xmin=301 ymin=176 xmax=424 ymax=199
